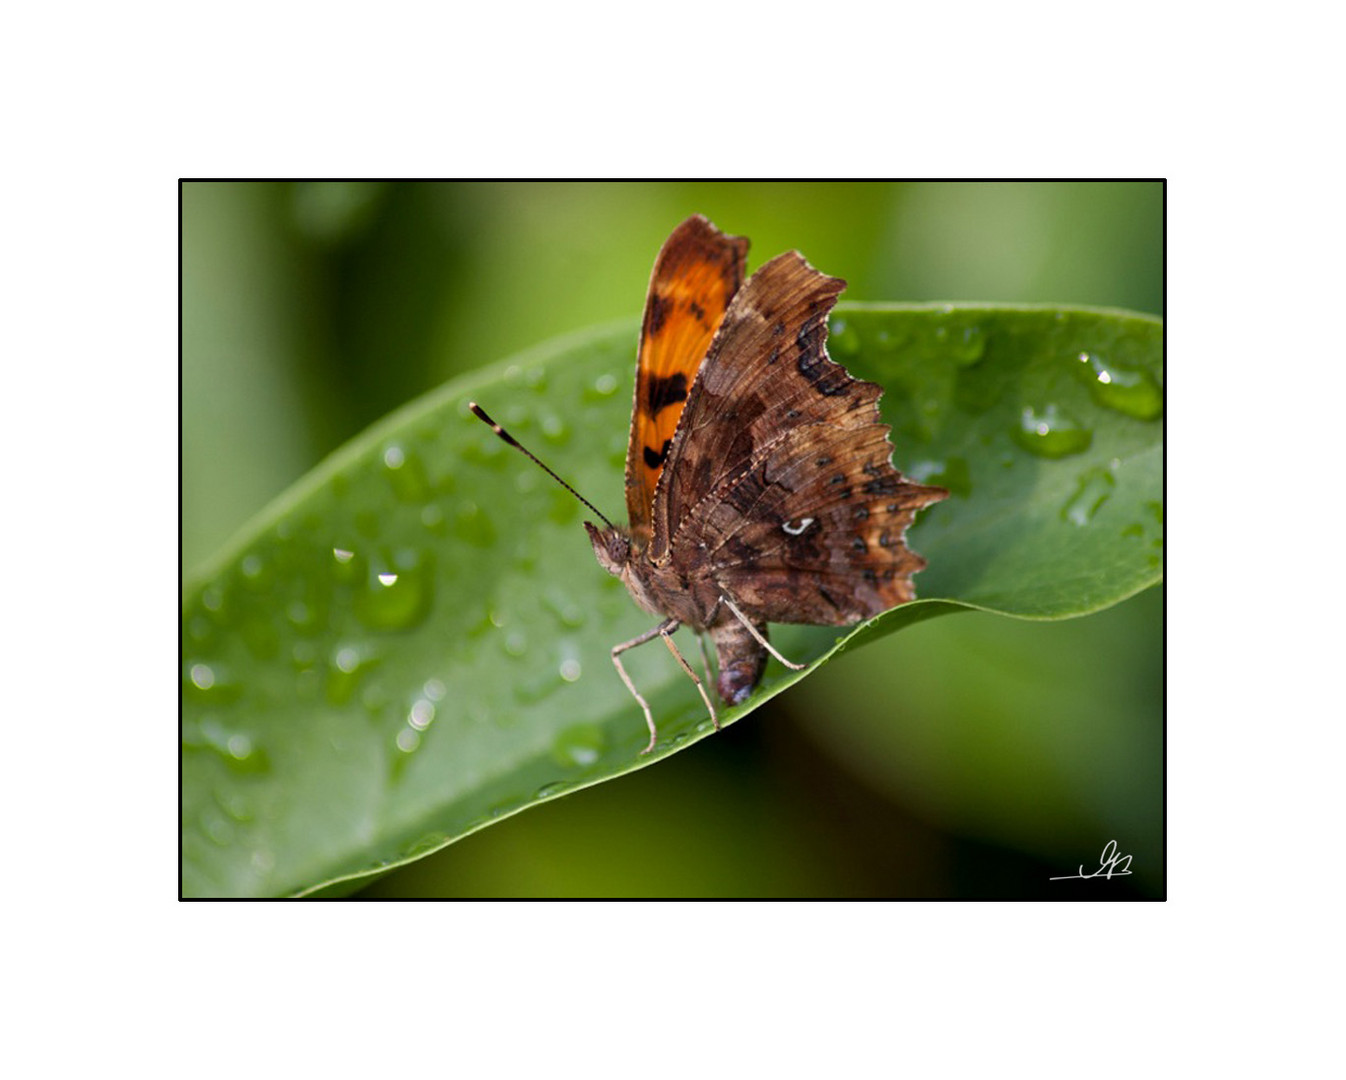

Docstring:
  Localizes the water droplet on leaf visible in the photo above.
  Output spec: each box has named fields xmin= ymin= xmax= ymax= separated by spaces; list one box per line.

xmin=1012 ymin=404 xmax=1092 ymax=458
xmin=1061 ymin=466 xmax=1116 ymax=526
xmin=382 ymin=443 xmax=431 ymax=502
xmin=552 ymin=722 xmax=605 ymax=768
xmin=1074 ymin=351 xmax=1163 ymax=420
xmin=353 ymin=550 xmax=435 ymax=631
xmin=946 ymin=323 xmax=987 ymax=366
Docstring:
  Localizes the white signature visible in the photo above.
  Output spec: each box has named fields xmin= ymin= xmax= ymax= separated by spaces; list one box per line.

xmin=1049 ymin=840 xmax=1133 ymax=881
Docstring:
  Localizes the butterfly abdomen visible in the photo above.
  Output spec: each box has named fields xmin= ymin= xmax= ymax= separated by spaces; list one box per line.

xmin=708 ymin=617 xmax=768 ymax=705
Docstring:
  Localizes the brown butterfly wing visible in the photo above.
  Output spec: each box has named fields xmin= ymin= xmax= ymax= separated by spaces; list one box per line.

xmin=625 ymin=215 xmax=748 ymax=545
xmin=651 ymin=250 xmax=946 ymax=624
xmin=681 ymin=418 xmax=947 ymax=624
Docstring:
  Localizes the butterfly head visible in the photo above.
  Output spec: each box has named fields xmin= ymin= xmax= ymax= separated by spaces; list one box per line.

xmin=584 ymin=521 xmax=631 ymax=578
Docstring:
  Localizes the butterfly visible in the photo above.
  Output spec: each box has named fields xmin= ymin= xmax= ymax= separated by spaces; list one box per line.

xmin=473 ymin=215 xmax=946 ymax=754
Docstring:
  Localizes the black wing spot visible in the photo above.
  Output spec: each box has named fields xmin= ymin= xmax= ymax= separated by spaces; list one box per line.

xmin=646 ymin=292 xmax=670 ymax=336
xmin=645 ymin=372 xmax=689 ymax=415
xmin=865 ymin=475 xmax=902 ymax=497
xmin=643 ymin=439 xmax=673 ymax=469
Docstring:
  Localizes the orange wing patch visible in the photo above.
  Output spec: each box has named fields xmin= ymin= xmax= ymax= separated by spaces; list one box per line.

xmin=625 ymin=215 xmax=748 ymax=542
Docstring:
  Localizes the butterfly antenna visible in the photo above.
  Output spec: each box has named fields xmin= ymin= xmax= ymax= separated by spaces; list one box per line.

xmin=468 ymin=402 xmax=616 ymax=530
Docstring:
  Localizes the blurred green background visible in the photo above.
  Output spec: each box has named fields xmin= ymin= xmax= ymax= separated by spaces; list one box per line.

xmin=182 ymin=181 xmax=1163 ymax=897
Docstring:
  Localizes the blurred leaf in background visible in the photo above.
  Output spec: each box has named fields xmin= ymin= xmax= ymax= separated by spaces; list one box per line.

xmin=182 ymin=181 xmax=1163 ymax=897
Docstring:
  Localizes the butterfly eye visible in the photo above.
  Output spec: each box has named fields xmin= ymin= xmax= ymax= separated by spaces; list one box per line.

xmin=782 ymin=517 xmax=815 ymax=536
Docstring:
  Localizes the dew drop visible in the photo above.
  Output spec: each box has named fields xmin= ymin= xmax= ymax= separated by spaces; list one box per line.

xmin=945 ymin=323 xmax=988 ymax=366
xmin=512 ymin=470 xmax=539 ymax=496
xmin=239 ymin=553 xmax=271 ymax=589
xmin=1061 ymin=465 xmax=1117 ymax=526
xmin=593 ymin=372 xmax=619 ymax=396
xmin=286 ymin=599 xmax=315 ymax=630
xmin=184 ymin=661 xmax=241 ymax=703
xmin=559 ymin=657 xmax=582 ymax=683
xmin=909 ymin=456 xmax=971 ymax=498
xmin=186 ymin=614 xmax=213 ymax=645
xmin=216 ymin=788 xmax=254 ymax=823
xmin=382 ymin=443 xmax=432 ymax=502
xmin=534 ymin=781 xmax=570 ymax=799
xmin=503 ymin=630 xmax=528 ymax=658
xmin=1074 ymin=351 xmax=1163 ymax=420
xmin=551 ymin=722 xmax=605 ymax=768
xmin=353 ymin=551 xmax=435 ymax=631
xmin=395 ymin=727 xmax=421 ymax=754
xmin=192 ymin=716 xmax=269 ymax=773
xmin=872 ymin=327 xmax=906 ymax=353
xmin=420 ymin=504 xmax=447 ymax=534
xmin=200 ymin=805 xmax=234 ymax=846
xmin=361 ymin=681 xmax=391 ymax=716
xmin=542 ymin=589 xmax=586 ymax=629
xmin=1012 ymin=404 xmax=1093 ymax=458
xmin=402 ymin=833 xmax=446 ymax=859
xmin=423 ymin=678 xmax=446 ymax=701
xmin=540 ymin=413 xmax=568 ymax=443
xmin=326 ymin=644 xmax=378 ymax=705
xmin=408 ymin=697 xmax=435 ymax=730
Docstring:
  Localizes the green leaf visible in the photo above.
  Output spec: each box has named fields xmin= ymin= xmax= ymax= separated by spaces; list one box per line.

xmin=181 ymin=303 xmax=1163 ymax=897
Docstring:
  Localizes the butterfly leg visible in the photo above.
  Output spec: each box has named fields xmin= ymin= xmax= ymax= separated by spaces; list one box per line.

xmin=611 ymin=620 xmax=677 ymax=755
xmin=720 ymin=594 xmax=807 ymax=671
xmin=659 ymin=628 xmax=720 ymax=734
xmin=695 ymin=634 xmax=715 ymax=695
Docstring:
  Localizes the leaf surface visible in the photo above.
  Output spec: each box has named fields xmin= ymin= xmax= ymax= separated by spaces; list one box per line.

xmin=181 ymin=304 xmax=1163 ymax=897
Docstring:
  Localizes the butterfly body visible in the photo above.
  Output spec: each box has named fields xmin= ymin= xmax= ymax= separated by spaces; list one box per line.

xmin=592 ymin=215 xmax=948 ymax=738
xmin=472 ymin=215 xmax=946 ymax=753
xmin=586 ymin=519 xmax=768 ymax=704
